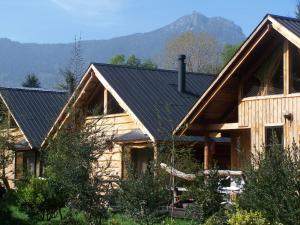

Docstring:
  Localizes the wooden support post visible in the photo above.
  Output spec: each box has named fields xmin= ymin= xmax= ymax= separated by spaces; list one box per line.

xmin=103 ymin=88 xmax=108 ymax=115
xmin=204 ymin=142 xmax=215 ymax=170
xmin=283 ymin=40 xmax=290 ymax=96
xmin=204 ymin=142 xmax=210 ymax=170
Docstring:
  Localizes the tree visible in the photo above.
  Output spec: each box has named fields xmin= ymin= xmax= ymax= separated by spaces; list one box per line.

xmin=59 ymin=35 xmax=85 ymax=95
xmin=185 ymin=168 xmax=223 ymax=223
xmin=238 ymin=138 xmax=300 ymax=224
xmin=118 ymin=163 xmax=169 ymax=225
xmin=22 ymin=74 xmax=41 ymax=88
xmin=126 ymin=54 xmax=141 ymax=67
xmin=110 ymin=54 xmax=158 ymax=69
xmin=296 ymin=1 xmax=300 ymax=19
xmin=110 ymin=54 xmax=125 ymax=65
xmin=221 ymin=43 xmax=241 ymax=65
xmin=58 ymin=69 xmax=77 ymax=95
xmin=165 ymin=32 xmax=221 ymax=73
xmin=141 ymin=59 xmax=158 ymax=69
xmin=44 ymin=114 xmax=114 ymax=224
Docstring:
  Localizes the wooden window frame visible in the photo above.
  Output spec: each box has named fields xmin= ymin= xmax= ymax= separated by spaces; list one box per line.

xmin=264 ymin=125 xmax=284 ymax=147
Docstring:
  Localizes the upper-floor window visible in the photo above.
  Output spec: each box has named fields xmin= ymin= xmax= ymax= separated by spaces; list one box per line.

xmin=290 ymin=43 xmax=300 ymax=93
xmin=107 ymin=92 xmax=124 ymax=114
xmin=242 ymin=45 xmax=283 ymax=98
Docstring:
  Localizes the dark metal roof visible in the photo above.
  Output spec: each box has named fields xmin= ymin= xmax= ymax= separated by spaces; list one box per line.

xmin=115 ymin=129 xmax=150 ymax=142
xmin=0 ymin=87 xmax=67 ymax=148
xmin=115 ymin=129 xmax=230 ymax=143
xmin=93 ymin=63 xmax=215 ymax=141
xmin=270 ymin=14 xmax=300 ymax=38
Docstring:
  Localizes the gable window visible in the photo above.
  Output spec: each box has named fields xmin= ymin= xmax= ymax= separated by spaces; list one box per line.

xmin=107 ymin=92 xmax=124 ymax=114
xmin=265 ymin=126 xmax=283 ymax=148
xmin=290 ymin=43 xmax=300 ymax=93
xmin=243 ymin=45 xmax=283 ymax=97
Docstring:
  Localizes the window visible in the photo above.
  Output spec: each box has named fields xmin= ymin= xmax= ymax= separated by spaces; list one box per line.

xmin=243 ymin=45 xmax=283 ymax=97
xmin=290 ymin=43 xmax=300 ymax=93
xmin=107 ymin=92 xmax=124 ymax=114
xmin=131 ymin=148 xmax=154 ymax=175
xmin=265 ymin=126 xmax=283 ymax=148
xmin=86 ymin=88 xmax=104 ymax=116
xmin=15 ymin=151 xmax=36 ymax=179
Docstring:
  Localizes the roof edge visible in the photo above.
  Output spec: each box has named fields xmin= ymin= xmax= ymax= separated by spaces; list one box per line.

xmin=173 ymin=14 xmax=273 ymax=135
xmin=0 ymin=93 xmax=33 ymax=149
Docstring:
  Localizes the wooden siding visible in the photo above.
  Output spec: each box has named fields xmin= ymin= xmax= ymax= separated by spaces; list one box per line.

xmin=2 ymin=127 xmax=28 ymax=188
xmin=85 ymin=113 xmax=139 ymax=136
xmin=238 ymin=95 xmax=300 ymax=150
xmin=85 ymin=113 xmax=141 ymax=178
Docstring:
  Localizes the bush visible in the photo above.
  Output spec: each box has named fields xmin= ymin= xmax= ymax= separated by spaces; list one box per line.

xmin=45 ymin=122 xmax=113 ymax=224
xmin=238 ymin=140 xmax=300 ymax=225
xmin=117 ymin=164 xmax=170 ymax=225
xmin=185 ymin=167 xmax=223 ymax=223
xmin=227 ymin=208 xmax=270 ymax=225
xmin=203 ymin=210 xmax=228 ymax=225
xmin=18 ymin=177 xmax=65 ymax=221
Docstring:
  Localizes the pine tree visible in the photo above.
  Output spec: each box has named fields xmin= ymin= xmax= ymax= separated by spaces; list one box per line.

xmin=59 ymin=35 xmax=85 ymax=95
xmin=22 ymin=74 xmax=41 ymax=88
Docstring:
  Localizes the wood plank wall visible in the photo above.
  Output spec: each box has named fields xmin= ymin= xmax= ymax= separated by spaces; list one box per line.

xmin=238 ymin=95 xmax=300 ymax=151
xmin=85 ymin=113 xmax=140 ymax=177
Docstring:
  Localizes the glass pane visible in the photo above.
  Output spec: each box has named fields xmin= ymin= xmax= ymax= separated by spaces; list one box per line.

xmin=107 ymin=92 xmax=124 ymax=114
xmin=265 ymin=126 xmax=283 ymax=146
xmin=290 ymin=43 xmax=300 ymax=93
xmin=243 ymin=45 xmax=283 ymax=97
xmin=15 ymin=152 xmax=23 ymax=179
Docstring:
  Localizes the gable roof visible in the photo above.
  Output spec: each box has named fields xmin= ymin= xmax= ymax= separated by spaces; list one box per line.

xmin=93 ymin=63 xmax=215 ymax=141
xmin=45 ymin=63 xmax=215 ymax=144
xmin=173 ymin=14 xmax=300 ymax=135
xmin=0 ymin=87 xmax=68 ymax=149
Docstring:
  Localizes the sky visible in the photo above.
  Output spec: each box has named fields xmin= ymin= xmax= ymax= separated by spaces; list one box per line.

xmin=0 ymin=0 xmax=297 ymax=43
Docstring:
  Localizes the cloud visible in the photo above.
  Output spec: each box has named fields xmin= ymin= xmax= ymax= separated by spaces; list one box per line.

xmin=50 ymin=0 xmax=125 ymax=17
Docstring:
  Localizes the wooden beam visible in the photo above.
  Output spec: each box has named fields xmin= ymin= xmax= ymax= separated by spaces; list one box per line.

xmin=92 ymin=65 xmax=156 ymax=142
xmin=190 ymin=123 xmax=243 ymax=132
xmin=160 ymin=163 xmax=243 ymax=181
xmin=204 ymin=142 xmax=210 ymax=169
xmin=207 ymin=123 xmax=240 ymax=131
xmin=103 ymin=88 xmax=108 ymax=115
xmin=270 ymin=17 xmax=300 ymax=49
xmin=283 ymin=40 xmax=290 ymax=95
xmin=73 ymin=74 xmax=94 ymax=107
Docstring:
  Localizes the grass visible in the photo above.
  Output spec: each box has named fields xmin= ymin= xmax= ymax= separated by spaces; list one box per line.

xmin=0 ymin=191 xmax=86 ymax=225
xmin=107 ymin=214 xmax=194 ymax=225
xmin=0 ymin=191 xmax=31 ymax=225
xmin=0 ymin=191 xmax=193 ymax=225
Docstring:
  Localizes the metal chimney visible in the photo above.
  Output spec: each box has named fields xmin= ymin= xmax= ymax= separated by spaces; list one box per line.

xmin=178 ymin=54 xmax=186 ymax=93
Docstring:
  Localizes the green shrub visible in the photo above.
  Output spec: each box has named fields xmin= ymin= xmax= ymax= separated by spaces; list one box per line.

xmin=117 ymin=164 xmax=170 ymax=225
xmin=18 ymin=177 xmax=65 ymax=221
xmin=227 ymin=208 xmax=270 ymax=225
xmin=185 ymin=167 xmax=223 ymax=223
xmin=238 ymin=140 xmax=300 ymax=225
xmin=203 ymin=210 xmax=228 ymax=225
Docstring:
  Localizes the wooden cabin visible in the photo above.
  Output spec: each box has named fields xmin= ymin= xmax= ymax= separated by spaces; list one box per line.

xmin=174 ymin=14 xmax=300 ymax=170
xmin=0 ymin=87 xmax=67 ymax=188
xmin=43 ymin=61 xmax=229 ymax=178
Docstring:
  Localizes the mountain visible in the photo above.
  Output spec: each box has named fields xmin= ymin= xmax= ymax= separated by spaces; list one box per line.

xmin=0 ymin=12 xmax=245 ymax=88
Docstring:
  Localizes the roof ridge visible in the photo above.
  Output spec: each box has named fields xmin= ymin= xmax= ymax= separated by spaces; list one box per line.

xmin=0 ymin=86 xmax=67 ymax=93
xmin=92 ymin=62 xmax=216 ymax=77
xmin=268 ymin=14 xmax=300 ymax=22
